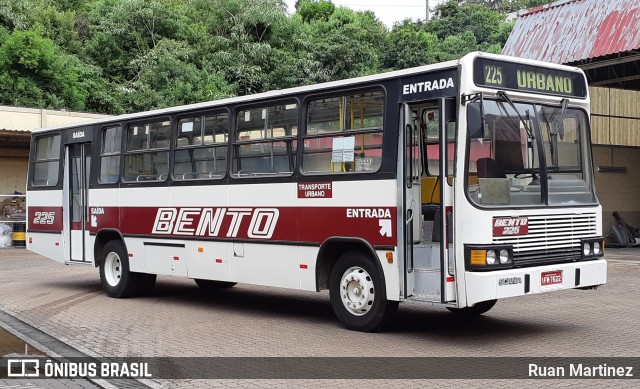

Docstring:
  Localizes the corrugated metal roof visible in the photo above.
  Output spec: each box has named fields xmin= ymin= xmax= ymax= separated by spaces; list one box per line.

xmin=502 ymin=0 xmax=640 ymax=64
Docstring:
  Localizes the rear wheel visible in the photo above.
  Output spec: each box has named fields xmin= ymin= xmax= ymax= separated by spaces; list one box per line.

xmin=194 ymin=279 xmax=237 ymax=289
xmin=446 ymin=300 xmax=497 ymax=317
xmin=99 ymin=240 xmax=140 ymax=298
xmin=329 ymin=251 xmax=398 ymax=332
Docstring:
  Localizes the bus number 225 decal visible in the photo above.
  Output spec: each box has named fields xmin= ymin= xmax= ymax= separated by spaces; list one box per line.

xmin=33 ymin=211 xmax=56 ymax=225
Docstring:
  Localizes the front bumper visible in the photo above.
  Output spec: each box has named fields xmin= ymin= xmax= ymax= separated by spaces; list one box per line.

xmin=464 ymin=259 xmax=607 ymax=306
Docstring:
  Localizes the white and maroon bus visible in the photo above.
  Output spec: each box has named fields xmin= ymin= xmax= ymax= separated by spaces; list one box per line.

xmin=27 ymin=52 xmax=606 ymax=331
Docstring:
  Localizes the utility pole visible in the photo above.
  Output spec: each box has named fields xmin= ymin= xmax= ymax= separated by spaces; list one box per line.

xmin=426 ymin=0 xmax=430 ymax=21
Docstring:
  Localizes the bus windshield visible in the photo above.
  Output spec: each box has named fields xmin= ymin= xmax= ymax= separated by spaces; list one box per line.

xmin=466 ymin=98 xmax=596 ymax=207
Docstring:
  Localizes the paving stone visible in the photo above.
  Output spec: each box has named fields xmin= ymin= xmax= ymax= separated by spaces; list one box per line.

xmin=0 ymin=248 xmax=638 ymax=388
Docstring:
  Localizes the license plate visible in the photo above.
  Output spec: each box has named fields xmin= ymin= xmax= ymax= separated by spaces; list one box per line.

xmin=541 ymin=270 xmax=562 ymax=286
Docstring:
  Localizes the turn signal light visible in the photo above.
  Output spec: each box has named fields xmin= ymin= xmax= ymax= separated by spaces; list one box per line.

xmin=469 ymin=250 xmax=486 ymax=265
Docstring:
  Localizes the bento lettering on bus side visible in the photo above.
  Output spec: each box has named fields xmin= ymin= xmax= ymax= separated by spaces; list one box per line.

xmin=152 ymin=207 xmax=279 ymax=239
xmin=402 ymin=78 xmax=455 ymax=95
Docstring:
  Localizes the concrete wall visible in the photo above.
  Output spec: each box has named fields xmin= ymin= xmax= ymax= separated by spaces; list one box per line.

xmin=0 ymin=105 xmax=107 ymax=131
xmin=0 ymin=149 xmax=29 ymax=194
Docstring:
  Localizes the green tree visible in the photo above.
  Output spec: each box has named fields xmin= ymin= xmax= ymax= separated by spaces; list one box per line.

xmin=298 ymin=7 xmax=386 ymax=83
xmin=125 ymin=39 xmax=233 ymax=111
xmin=298 ymin=0 xmax=335 ymax=23
xmin=383 ymin=20 xmax=439 ymax=70
xmin=461 ymin=0 xmax=549 ymax=13
xmin=0 ymin=28 xmax=87 ymax=109
xmin=184 ymin=0 xmax=289 ymax=95
xmin=0 ymin=0 xmax=539 ymax=113
xmin=428 ymin=1 xmax=504 ymax=45
xmin=84 ymin=0 xmax=187 ymax=82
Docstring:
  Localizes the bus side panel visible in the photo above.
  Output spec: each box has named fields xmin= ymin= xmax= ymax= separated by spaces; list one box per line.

xmin=87 ymin=188 xmax=123 ymax=267
xmin=186 ymin=240 xmax=232 ymax=282
xmin=122 ymin=186 xmax=170 ymax=273
xmin=27 ymin=232 xmax=65 ymax=263
xmin=379 ymin=249 xmax=400 ymax=301
xmin=27 ymin=190 xmax=65 ymax=263
xmin=123 ymin=238 xmax=147 ymax=273
xmin=230 ymin=243 xmax=300 ymax=289
xmin=298 ymin=180 xmax=400 ymax=300
xmin=226 ymin=182 xmax=300 ymax=289
xmin=170 ymin=185 xmax=230 ymax=282
xmin=298 ymin=246 xmax=320 ymax=291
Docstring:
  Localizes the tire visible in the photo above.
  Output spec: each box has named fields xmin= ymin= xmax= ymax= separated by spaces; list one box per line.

xmin=446 ymin=299 xmax=497 ymax=317
xmin=99 ymin=240 xmax=140 ymax=298
xmin=194 ymin=279 xmax=237 ymax=289
xmin=329 ymin=250 xmax=398 ymax=332
xmin=136 ymin=273 xmax=157 ymax=296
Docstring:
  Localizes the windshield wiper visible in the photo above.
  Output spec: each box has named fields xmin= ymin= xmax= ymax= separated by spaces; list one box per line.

xmin=496 ymin=91 xmax=535 ymax=140
xmin=554 ymin=98 xmax=568 ymax=139
xmin=542 ymin=99 xmax=569 ymax=167
xmin=496 ymin=91 xmax=539 ymax=180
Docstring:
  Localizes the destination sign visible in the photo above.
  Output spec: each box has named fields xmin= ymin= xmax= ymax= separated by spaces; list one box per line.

xmin=473 ymin=58 xmax=587 ymax=98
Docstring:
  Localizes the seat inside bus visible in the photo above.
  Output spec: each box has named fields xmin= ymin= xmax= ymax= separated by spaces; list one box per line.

xmin=421 ymin=176 xmax=440 ymax=220
xmin=421 ymin=175 xmax=477 ymax=220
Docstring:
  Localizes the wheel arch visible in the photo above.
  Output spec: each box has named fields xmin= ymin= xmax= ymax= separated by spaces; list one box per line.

xmin=315 ymin=236 xmax=385 ymax=292
xmin=93 ymin=229 xmax=126 ymax=267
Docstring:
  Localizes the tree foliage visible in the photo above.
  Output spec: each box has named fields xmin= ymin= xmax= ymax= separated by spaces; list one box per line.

xmin=0 ymin=0 xmax=535 ymax=113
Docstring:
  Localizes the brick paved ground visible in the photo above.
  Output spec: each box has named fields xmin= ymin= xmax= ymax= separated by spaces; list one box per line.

xmin=0 ymin=248 xmax=639 ymax=388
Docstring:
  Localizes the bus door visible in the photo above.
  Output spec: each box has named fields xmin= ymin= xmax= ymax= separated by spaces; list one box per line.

xmin=63 ymin=129 xmax=93 ymax=263
xmin=402 ymin=98 xmax=456 ymax=303
xmin=401 ymin=103 xmax=421 ymax=297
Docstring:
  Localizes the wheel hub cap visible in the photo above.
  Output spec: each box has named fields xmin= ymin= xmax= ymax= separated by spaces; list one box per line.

xmin=104 ymin=252 xmax=122 ymax=287
xmin=340 ymin=266 xmax=375 ymax=316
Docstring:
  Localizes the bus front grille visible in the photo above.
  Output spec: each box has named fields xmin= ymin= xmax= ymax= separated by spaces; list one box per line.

xmin=493 ymin=213 xmax=597 ymax=266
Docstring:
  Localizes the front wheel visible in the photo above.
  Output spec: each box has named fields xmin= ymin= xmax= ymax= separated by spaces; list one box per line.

xmin=329 ymin=251 xmax=398 ymax=332
xmin=446 ymin=300 xmax=497 ymax=317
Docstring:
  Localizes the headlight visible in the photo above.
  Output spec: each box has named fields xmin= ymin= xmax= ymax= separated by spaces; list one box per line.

xmin=580 ymin=237 xmax=605 ymax=259
xmin=499 ymin=249 xmax=510 ymax=264
xmin=486 ymin=250 xmax=497 ymax=264
xmin=593 ymin=242 xmax=601 ymax=255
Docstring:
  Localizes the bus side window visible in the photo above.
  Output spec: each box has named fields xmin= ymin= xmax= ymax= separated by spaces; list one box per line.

xmin=99 ymin=125 xmax=121 ymax=184
xmin=123 ymin=120 xmax=170 ymax=182
xmin=173 ymin=112 xmax=229 ymax=180
xmin=232 ymin=103 xmax=298 ymax=177
xmin=32 ymin=134 xmax=61 ymax=186
xmin=302 ymin=90 xmax=384 ymax=174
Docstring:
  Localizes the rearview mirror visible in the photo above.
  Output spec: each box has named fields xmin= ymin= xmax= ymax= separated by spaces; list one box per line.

xmin=467 ymin=102 xmax=484 ymax=139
